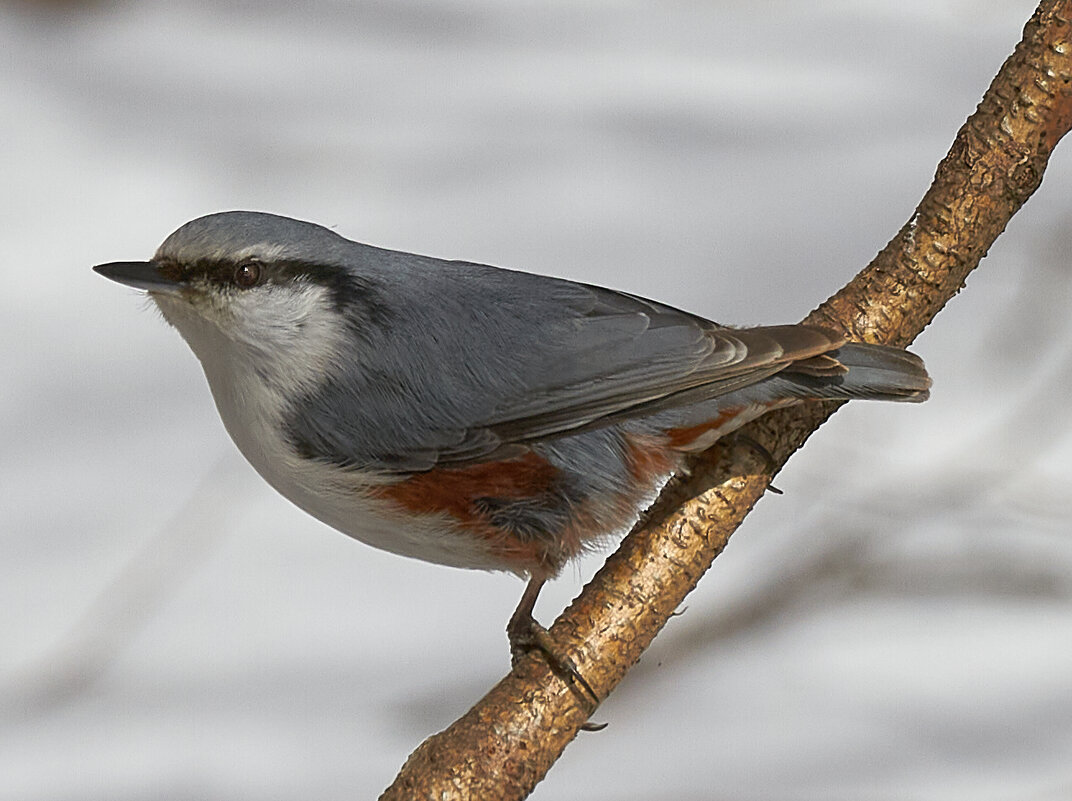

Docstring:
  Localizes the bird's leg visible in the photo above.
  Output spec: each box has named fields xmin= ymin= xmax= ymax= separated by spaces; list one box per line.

xmin=507 ymin=576 xmax=600 ymax=708
xmin=506 ymin=575 xmax=547 ymax=665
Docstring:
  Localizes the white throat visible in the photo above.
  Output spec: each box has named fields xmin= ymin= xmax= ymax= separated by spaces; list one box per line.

xmin=150 ymin=283 xmax=348 ymax=480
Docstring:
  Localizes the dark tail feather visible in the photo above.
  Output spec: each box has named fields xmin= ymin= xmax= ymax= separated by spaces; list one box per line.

xmin=786 ymin=342 xmax=931 ymax=402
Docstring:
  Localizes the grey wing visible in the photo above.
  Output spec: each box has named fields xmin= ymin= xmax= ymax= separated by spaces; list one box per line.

xmin=411 ymin=281 xmax=845 ymax=467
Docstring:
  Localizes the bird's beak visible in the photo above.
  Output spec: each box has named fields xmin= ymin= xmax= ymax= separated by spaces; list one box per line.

xmin=93 ymin=261 xmax=183 ymax=295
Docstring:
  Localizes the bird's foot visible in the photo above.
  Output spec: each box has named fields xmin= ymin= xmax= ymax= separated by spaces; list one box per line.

xmin=728 ymin=432 xmax=783 ymax=494
xmin=508 ymin=578 xmax=601 ymax=715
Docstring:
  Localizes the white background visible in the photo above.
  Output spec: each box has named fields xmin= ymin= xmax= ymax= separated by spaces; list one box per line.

xmin=3 ymin=1 xmax=1072 ymax=798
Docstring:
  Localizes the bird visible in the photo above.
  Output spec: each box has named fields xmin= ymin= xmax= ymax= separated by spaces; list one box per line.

xmin=94 ymin=210 xmax=930 ymax=692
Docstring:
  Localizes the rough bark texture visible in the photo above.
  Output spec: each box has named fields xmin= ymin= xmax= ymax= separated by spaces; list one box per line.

xmin=381 ymin=4 xmax=1072 ymax=799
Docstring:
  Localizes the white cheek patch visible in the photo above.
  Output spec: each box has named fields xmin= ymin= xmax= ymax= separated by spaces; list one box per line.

xmin=152 ymin=278 xmax=350 ymax=416
xmin=227 ymin=281 xmax=350 ymax=395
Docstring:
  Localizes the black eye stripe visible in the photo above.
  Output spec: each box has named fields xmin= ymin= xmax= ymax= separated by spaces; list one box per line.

xmin=167 ymin=257 xmax=266 ymax=286
xmin=181 ymin=258 xmax=342 ymax=290
xmin=164 ymin=258 xmax=387 ymax=321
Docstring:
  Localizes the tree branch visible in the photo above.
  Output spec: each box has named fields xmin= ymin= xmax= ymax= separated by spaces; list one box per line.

xmin=381 ymin=4 xmax=1072 ymax=798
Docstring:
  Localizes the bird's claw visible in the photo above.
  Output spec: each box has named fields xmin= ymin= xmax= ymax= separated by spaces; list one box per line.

xmin=507 ymin=611 xmax=601 ymax=709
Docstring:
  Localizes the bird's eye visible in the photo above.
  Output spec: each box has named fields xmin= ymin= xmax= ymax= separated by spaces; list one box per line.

xmin=234 ymin=260 xmax=262 ymax=289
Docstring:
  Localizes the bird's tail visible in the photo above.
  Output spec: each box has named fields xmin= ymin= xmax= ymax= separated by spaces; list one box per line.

xmin=785 ymin=342 xmax=931 ymax=402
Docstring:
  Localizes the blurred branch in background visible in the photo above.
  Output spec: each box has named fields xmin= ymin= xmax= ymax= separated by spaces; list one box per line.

xmin=657 ymin=531 xmax=1072 ymax=672
xmin=1 ymin=456 xmax=244 ymax=718
xmin=382 ymin=3 xmax=1072 ymax=798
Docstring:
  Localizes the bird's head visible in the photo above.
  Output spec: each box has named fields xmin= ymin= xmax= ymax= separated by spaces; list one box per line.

xmin=94 ymin=211 xmax=367 ymax=393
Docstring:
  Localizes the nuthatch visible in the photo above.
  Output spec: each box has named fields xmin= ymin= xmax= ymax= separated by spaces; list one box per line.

xmin=95 ymin=211 xmax=930 ymax=691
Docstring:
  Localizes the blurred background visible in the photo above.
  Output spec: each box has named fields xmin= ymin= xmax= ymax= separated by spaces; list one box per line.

xmin=3 ymin=0 xmax=1072 ymax=798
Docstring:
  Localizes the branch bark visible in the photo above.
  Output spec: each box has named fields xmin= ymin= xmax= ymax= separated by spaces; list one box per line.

xmin=381 ymin=4 xmax=1072 ymax=798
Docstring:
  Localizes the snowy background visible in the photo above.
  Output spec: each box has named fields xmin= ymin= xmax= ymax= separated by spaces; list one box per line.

xmin=3 ymin=1 xmax=1072 ymax=798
